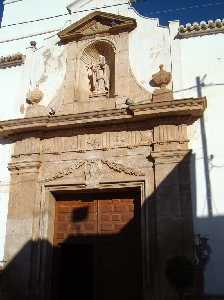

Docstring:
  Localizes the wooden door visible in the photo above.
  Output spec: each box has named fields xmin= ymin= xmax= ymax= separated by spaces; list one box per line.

xmin=52 ymin=191 xmax=142 ymax=300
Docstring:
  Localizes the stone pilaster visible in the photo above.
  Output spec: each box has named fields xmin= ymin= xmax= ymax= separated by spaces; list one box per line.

xmin=2 ymin=160 xmax=41 ymax=300
xmin=151 ymin=124 xmax=194 ymax=300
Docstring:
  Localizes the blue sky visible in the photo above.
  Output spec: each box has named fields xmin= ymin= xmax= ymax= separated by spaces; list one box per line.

xmin=0 ymin=0 xmax=3 ymax=24
xmin=133 ymin=0 xmax=224 ymax=25
xmin=0 ymin=0 xmax=224 ymax=26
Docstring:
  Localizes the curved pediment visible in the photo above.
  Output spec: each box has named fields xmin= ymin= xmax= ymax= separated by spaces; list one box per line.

xmin=58 ymin=11 xmax=137 ymax=43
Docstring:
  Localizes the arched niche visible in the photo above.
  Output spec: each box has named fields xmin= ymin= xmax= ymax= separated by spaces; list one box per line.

xmin=79 ymin=40 xmax=115 ymax=100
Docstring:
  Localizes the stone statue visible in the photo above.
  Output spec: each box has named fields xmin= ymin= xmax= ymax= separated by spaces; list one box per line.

xmin=88 ymin=55 xmax=109 ymax=96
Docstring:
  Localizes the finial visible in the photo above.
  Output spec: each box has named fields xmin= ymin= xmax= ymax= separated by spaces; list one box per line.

xmin=151 ymin=64 xmax=172 ymax=89
xmin=151 ymin=64 xmax=173 ymax=102
xmin=26 ymin=85 xmax=43 ymax=105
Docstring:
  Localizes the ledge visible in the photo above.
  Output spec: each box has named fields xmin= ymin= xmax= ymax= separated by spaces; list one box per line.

xmin=177 ymin=19 xmax=224 ymax=39
xmin=0 ymin=53 xmax=25 ymax=69
xmin=0 ymin=98 xmax=206 ymax=138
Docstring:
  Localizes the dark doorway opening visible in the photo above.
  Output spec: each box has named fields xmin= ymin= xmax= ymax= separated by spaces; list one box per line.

xmin=52 ymin=189 xmax=142 ymax=300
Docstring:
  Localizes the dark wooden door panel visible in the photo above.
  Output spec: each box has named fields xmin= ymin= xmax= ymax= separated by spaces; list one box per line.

xmin=99 ymin=198 xmax=135 ymax=234
xmin=54 ymin=199 xmax=97 ymax=245
xmin=52 ymin=191 xmax=142 ymax=300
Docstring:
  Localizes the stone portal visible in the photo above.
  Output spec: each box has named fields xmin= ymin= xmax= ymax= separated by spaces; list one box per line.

xmin=0 ymin=10 xmax=207 ymax=300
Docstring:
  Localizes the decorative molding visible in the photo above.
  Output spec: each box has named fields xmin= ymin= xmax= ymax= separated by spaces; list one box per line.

xmin=0 ymin=53 xmax=25 ymax=69
xmin=153 ymin=124 xmax=188 ymax=145
xmin=177 ymin=19 xmax=224 ymax=39
xmin=44 ymin=161 xmax=85 ymax=183
xmin=0 ymin=98 xmax=207 ymax=139
xmin=8 ymin=161 xmax=41 ymax=173
xmin=150 ymin=150 xmax=191 ymax=164
xmin=42 ymin=130 xmax=152 ymax=154
xmin=43 ymin=159 xmax=145 ymax=184
xmin=58 ymin=11 xmax=137 ymax=43
xmin=102 ymin=160 xmax=145 ymax=176
xmin=128 ymin=98 xmax=206 ymax=117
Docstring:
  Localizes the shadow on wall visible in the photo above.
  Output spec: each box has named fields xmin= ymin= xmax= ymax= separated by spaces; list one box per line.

xmin=191 ymin=154 xmax=224 ymax=296
xmin=0 ymin=153 xmax=210 ymax=300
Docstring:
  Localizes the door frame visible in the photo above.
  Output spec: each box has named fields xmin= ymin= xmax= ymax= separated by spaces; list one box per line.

xmin=38 ymin=180 xmax=151 ymax=300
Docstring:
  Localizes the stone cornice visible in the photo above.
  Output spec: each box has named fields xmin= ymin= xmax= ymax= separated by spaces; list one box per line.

xmin=128 ymin=98 xmax=206 ymax=118
xmin=58 ymin=11 xmax=137 ymax=43
xmin=0 ymin=98 xmax=206 ymax=139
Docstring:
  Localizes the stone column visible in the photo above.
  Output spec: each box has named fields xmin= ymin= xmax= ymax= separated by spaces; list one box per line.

xmin=2 ymin=160 xmax=41 ymax=300
xmin=151 ymin=124 xmax=194 ymax=300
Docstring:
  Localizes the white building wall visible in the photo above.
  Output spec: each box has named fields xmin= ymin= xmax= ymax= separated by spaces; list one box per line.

xmin=171 ymin=26 xmax=224 ymax=294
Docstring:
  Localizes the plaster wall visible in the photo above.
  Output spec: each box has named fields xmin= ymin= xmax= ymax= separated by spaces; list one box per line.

xmin=171 ymin=27 xmax=224 ymax=295
xmin=0 ymin=0 xmax=68 ymax=262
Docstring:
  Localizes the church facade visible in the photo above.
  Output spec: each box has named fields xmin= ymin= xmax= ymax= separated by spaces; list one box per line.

xmin=0 ymin=1 xmax=223 ymax=299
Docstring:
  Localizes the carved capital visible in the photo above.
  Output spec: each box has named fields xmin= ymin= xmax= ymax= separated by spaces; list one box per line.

xmin=151 ymin=150 xmax=191 ymax=165
xmin=8 ymin=161 xmax=41 ymax=174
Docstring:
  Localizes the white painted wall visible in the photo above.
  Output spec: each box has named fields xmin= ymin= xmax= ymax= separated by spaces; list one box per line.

xmin=171 ymin=24 xmax=224 ymax=294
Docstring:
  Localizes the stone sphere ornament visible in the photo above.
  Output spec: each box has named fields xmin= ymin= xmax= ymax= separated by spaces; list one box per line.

xmin=26 ymin=86 xmax=44 ymax=105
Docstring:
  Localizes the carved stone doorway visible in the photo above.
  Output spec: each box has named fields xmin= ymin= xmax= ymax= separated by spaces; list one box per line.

xmin=51 ymin=190 xmax=142 ymax=300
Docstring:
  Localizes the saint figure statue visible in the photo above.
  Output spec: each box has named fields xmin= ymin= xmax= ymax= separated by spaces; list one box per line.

xmin=87 ymin=54 xmax=110 ymax=96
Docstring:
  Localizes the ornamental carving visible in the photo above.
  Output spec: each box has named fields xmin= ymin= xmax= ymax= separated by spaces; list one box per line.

xmin=87 ymin=54 xmax=110 ymax=97
xmin=24 ymin=86 xmax=47 ymax=117
xmin=102 ymin=160 xmax=145 ymax=176
xmin=43 ymin=159 xmax=145 ymax=184
xmin=42 ymin=130 xmax=152 ymax=154
xmin=151 ymin=64 xmax=171 ymax=89
xmin=44 ymin=161 xmax=85 ymax=183
xmin=26 ymin=86 xmax=44 ymax=105
xmin=151 ymin=65 xmax=173 ymax=102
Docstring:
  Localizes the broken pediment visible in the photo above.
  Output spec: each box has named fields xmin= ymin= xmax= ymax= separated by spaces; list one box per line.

xmin=58 ymin=11 xmax=137 ymax=43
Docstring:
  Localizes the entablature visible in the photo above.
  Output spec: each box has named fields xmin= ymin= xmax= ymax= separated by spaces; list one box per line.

xmin=0 ymin=98 xmax=206 ymax=139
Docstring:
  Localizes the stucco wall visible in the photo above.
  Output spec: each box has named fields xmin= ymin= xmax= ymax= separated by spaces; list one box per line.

xmin=171 ymin=25 xmax=224 ymax=294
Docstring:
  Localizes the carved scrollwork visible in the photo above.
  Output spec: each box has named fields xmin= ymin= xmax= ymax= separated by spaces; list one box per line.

xmin=43 ymin=159 xmax=145 ymax=184
xmin=102 ymin=160 xmax=145 ymax=176
xmin=44 ymin=161 xmax=85 ymax=183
